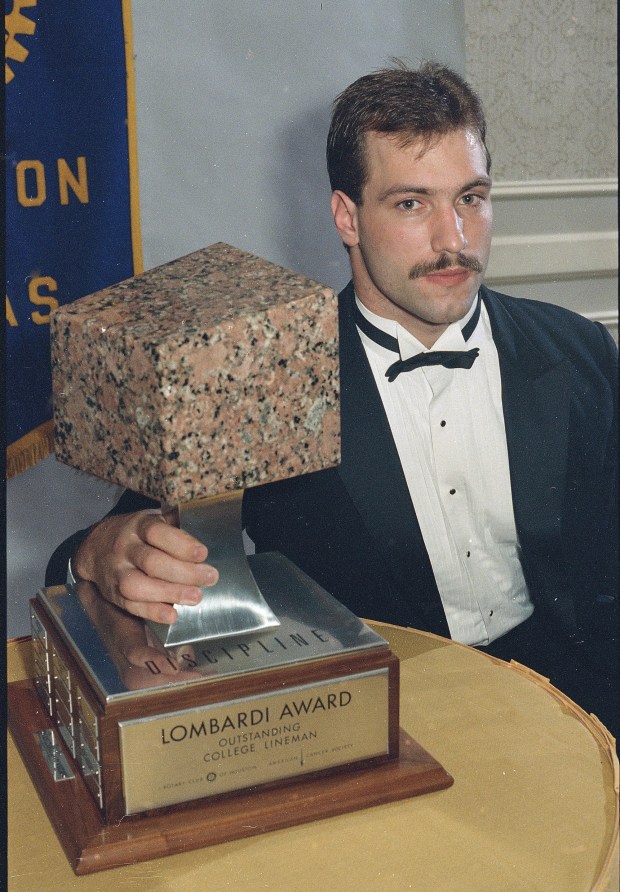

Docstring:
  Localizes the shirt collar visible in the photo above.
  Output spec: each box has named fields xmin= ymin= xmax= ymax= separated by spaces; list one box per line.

xmin=354 ymin=292 xmax=481 ymax=361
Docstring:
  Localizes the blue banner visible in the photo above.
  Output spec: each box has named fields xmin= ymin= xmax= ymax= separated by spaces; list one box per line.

xmin=5 ymin=0 xmax=142 ymax=476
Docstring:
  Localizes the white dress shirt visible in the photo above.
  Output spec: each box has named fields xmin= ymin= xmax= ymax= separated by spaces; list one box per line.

xmin=355 ymin=293 xmax=533 ymax=645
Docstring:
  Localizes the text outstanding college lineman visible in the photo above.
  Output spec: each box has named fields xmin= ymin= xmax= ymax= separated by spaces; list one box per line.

xmin=47 ymin=63 xmax=618 ymax=736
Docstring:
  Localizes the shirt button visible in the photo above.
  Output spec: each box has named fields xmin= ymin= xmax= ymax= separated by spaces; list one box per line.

xmin=440 ymin=420 xmax=447 ymax=427
xmin=449 ymin=488 xmax=456 ymax=495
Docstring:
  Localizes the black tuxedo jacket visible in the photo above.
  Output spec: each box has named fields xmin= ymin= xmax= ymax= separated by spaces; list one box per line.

xmin=46 ymin=283 xmax=617 ymax=651
xmin=243 ymin=283 xmax=618 ymax=648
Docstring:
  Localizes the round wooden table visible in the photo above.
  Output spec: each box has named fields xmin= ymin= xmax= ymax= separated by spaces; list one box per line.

xmin=8 ymin=624 xmax=618 ymax=891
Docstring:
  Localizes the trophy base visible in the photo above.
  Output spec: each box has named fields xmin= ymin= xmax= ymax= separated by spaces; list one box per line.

xmin=8 ymin=678 xmax=453 ymax=875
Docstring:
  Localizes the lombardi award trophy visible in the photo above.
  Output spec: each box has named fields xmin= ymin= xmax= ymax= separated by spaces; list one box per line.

xmin=8 ymin=243 xmax=452 ymax=874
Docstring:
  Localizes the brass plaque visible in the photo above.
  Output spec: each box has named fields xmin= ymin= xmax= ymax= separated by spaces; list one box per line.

xmin=119 ymin=669 xmax=389 ymax=813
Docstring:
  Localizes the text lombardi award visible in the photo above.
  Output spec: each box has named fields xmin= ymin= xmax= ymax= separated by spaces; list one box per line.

xmin=8 ymin=244 xmax=453 ymax=874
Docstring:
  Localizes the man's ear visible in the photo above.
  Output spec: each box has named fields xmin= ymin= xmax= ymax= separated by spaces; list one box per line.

xmin=331 ymin=190 xmax=359 ymax=248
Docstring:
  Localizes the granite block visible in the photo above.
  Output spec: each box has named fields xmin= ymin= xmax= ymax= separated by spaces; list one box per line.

xmin=51 ymin=243 xmax=340 ymax=503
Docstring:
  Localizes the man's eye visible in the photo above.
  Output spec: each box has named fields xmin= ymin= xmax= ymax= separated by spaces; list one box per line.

xmin=461 ymin=193 xmax=483 ymax=206
xmin=398 ymin=199 xmax=420 ymax=211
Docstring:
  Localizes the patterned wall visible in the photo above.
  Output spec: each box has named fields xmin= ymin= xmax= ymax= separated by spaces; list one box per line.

xmin=463 ymin=0 xmax=617 ymax=180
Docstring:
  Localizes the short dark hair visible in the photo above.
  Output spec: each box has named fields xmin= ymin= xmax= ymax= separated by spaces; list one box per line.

xmin=326 ymin=61 xmax=491 ymax=204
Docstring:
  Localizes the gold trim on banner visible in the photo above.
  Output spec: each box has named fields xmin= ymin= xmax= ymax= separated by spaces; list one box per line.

xmin=9 ymin=2 xmax=143 ymax=478
xmin=7 ymin=421 xmax=54 ymax=479
xmin=122 ymin=0 xmax=144 ymax=276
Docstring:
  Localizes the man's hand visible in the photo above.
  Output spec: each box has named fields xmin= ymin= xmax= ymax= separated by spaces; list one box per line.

xmin=73 ymin=509 xmax=218 ymax=623
xmin=76 ymin=579 xmax=204 ymax=689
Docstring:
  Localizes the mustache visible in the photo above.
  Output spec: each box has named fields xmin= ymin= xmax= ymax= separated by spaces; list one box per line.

xmin=409 ymin=253 xmax=484 ymax=279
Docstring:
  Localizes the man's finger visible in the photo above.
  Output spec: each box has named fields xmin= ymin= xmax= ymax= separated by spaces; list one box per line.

xmin=116 ymin=567 xmax=204 ymax=607
xmin=140 ymin=514 xmax=209 ymax=563
xmin=128 ymin=541 xmax=217 ymax=588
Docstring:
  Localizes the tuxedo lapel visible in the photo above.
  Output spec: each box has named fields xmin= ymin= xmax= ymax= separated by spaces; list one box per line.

xmin=334 ymin=283 xmax=573 ymax=635
xmin=482 ymin=288 xmax=571 ymax=580
xmin=336 ymin=284 xmax=449 ymax=635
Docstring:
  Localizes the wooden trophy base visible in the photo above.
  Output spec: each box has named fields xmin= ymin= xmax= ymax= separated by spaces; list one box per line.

xmin=8 ymin=678 xmax=453 ymax=875
xmin=13 ymin=555 xmax=454 ymax=874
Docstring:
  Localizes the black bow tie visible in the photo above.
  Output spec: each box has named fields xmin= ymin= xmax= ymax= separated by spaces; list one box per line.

xmin=354 ymin=297 xmax=481 ymax=382
xmin=384 ymin=347 xmax=479 ymax=381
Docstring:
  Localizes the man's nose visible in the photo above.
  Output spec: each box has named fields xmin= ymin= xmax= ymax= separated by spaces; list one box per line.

xmin=430 ymin=207 xmax=467 ymax=255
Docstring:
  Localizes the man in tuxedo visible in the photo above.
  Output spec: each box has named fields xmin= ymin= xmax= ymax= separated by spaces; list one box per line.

xmin=47 ymin=63 xmax=617 ymax=734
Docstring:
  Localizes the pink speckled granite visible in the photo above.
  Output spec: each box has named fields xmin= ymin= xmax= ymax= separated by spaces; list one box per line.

xmin=51 ymin=243 xmax=340 ymax=503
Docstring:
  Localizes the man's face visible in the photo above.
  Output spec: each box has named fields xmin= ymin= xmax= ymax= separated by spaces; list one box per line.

xmin=332 ymin=128 xmax=493 ymax=345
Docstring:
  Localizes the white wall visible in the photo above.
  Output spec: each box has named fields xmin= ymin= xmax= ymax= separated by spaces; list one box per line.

xmin=133 ymin=0 xmax=465 ymax=285
xmin=463 ymin=0 xmax=617 ymax=181
xmin=464 ymin=0 xmax=618 ymax=332
xmin=486 ymin=179 xmax=618 ymax=337
xmin=7 ymin=1 xmax=466 ymax=637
